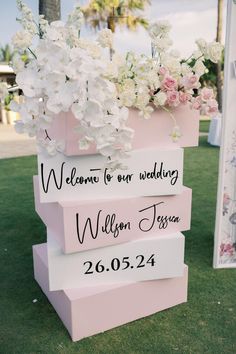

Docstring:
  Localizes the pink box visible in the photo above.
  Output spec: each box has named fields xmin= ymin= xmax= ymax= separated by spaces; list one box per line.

xmin=46 ymin=105 xmax=199 ymax=156
xmin=34 ymin=176 xmax=192 ymax=253
xmin=33 ymin=243 xmax=188 ymax=342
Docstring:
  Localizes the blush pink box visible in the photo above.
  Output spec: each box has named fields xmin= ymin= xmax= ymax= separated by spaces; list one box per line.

xmin=46 ymin=105 xmax=199 ymax=156
xmin=33 ymin=175 xmax=192 ymax=253
xmin=33 ymin=243 xmax=188 ymax=342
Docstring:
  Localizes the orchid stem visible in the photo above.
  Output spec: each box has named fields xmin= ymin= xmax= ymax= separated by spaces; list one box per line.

xmin=27 ymin=47 xmax=37 ymax=59
xmin=161 ymin=106 xmax=177 ymax=126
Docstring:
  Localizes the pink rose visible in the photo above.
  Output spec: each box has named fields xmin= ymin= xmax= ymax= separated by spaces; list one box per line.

xmin=191 ymin=96 xmax=202 ymax=110
xmin=179 ymin=91 xmax=190 ymax=104
xmin=200 ymin=87 xmax=214 ymax=101
xmin=161 ymin=75 xmax=177 ymax=91
xmin=166 ymin=90 xmax=180 ymax=107
xmin=205 ymin=99 xmax=218 ymax=116
xmin=220 ymin=243 xmax=234 ymax=257
xmin=182 ymin=74 xmax=200 ymax=89
xmin=159 ymin=66 xmax=168 ymax=76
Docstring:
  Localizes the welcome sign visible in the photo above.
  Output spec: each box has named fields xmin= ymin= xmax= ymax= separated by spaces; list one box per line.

xmin=47 ymin=230 xmax=185 ymax=290
xmin=37 ymin=148 xmax=184 ymax=203
xmin=34 ymin=176 xmax=192 ymax=253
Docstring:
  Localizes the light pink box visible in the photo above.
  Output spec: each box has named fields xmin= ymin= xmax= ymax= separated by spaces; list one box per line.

xmin=33 ymin=243 xmax=188 ymax=342
xmin=47 ymin=105 xmax=199 ymax=156
xmin=34 ymin=175 xmax=192 ymax=253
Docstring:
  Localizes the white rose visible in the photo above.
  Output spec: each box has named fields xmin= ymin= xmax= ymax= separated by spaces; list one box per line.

xmin=154 ymin=91 xmax=167 ymax=107
xmin=181 ymin=63 xmax=192 ymax=76
xmin=119 ymin=86 xmax=136 ymax=107
xmin=195 ymin=38 xmax=207 ymax=54
xmin=146 ymin=71 xmax=160 ymax=90
xmin=205 ymin=41 xmax=223 ymax=63
xmin=123 ymin=78 xmax=135 ymax=91
xmin=136 ymin=92 xmax=150 ymax=109
xmin=97 ymin=29 xmax=113 ymax=48
xmin=105 ymin=62 xmax=119 ymax=79
xmin=162 ymin=54 xmax=181 ymax=75
xmin=148 ymin=20 xmax=171 ymax=38
xmin=193 ymin=60 xmax=207 ymax=76
xmin=12 ymin=30 xmax=33 ymax=50
xmin=153 ymin=36 xmax=173 ymax=52
xmin=118 ymin=79 xmax=136 ymax=106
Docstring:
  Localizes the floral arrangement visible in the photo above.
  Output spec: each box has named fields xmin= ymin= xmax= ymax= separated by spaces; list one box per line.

xmin=5 ymin=0 xmax=134 ymax=170
xmin=0 ymin=1 xmax=223 ymax=169
xmin=113 ymin=20 xmax=222 ymax=129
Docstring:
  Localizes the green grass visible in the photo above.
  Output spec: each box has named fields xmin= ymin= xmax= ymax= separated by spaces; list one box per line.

xmin=199 ymin=120 xmax=210 ymax=133
xmin=1 ymin=136 xmax=236 ymax=354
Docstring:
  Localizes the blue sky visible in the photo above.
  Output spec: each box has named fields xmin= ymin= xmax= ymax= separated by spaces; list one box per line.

xmin=0 ymin=0 xmax=226 ymax=57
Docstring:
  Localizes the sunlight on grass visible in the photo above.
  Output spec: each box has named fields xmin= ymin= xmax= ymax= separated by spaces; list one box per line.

xmin=199 ymin=120 xmax=211 ymax=133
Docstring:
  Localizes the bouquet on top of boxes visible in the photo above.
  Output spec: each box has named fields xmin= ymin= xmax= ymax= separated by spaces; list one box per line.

xmin=0 ymin=0 xmax=223 ymax=169
xmin=2 ymin=0 xmax=224 ymax=342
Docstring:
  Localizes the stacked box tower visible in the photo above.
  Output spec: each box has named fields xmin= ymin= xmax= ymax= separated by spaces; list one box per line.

xmin=33 ymin=106 xmax=199 ymax=341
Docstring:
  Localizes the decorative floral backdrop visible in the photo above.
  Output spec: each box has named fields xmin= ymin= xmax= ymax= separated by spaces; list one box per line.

xmin=219 ymin=130 xmax=236 ymax=264
xmin=214 ymin=0 xmax=236 ymax=267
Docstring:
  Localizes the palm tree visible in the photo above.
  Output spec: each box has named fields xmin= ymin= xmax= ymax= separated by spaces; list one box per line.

xmin=0 ymin=44 xmax=14 ymax=63
xmin=82 ymin=0 xmax=150 ymax=33
xmin=39 ymin=0 xmax=61 ymax=23
xmin=216 ymin=0 xmax=223 ymax=112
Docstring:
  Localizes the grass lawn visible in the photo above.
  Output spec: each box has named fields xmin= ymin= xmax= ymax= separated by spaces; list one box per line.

xmin=199 ymin=120 xmax=211 ymax=133
xmin=1 ymin=136 xmax=236 ymax=354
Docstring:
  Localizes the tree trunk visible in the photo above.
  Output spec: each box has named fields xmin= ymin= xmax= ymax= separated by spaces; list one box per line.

xmin=216 ymin=0 xmax=223 ymax=112
xmin=107 ymin=17 xmax=116 ymax=33
xmin=39 ymin=0 xmax=61 ymax=23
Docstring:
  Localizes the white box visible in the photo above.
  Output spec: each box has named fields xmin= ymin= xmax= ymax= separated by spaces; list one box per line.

xmin=38 ymin=147 xmax=183 ymax=203
xmin=47 ymin=230 xmax=185 ymax=290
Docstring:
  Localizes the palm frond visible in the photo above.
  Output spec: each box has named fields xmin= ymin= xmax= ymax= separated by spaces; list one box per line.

xmin=82 ymin=0 xmax=150 ymax=32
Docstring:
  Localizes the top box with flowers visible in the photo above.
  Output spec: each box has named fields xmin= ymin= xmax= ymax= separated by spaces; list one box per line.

xmin=1 ymin=1 xmax=223 ymax=169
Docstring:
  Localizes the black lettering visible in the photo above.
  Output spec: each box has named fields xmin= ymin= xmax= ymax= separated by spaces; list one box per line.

xmin=40 ymin=162 xmax=64 ymax=193
xmin=139 ymin=202 xmax=163 ymax=232
xmin=76 ymin=210 xmax=102 ymax=244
